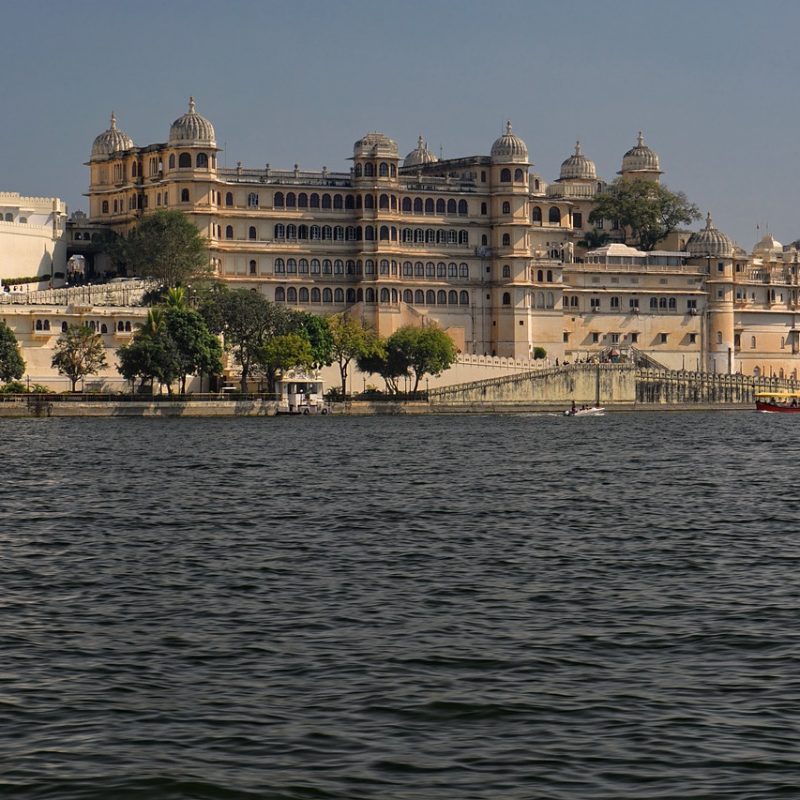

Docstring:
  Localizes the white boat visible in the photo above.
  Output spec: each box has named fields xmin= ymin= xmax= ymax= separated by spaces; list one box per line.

xmin=563 ymin=404 xmax=605 ymax=417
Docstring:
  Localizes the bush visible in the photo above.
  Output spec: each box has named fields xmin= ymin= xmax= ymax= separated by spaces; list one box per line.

xmin=533 ymin=347 xmax=547 ymax=360
xmin=30 ymin=384 xmax=52 ymax=394
xmin=0 ymin=380 xmax=26 ymax=393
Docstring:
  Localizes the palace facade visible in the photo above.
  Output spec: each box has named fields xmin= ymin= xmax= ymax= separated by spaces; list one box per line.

xmin=81 ymin=99 xmax=800 ymax=378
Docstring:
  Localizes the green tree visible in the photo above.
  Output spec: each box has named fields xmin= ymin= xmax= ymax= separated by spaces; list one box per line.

xmin=577 ymin=229 xmax=610 ymax=250
xmin=51 ymin=325 xmax=107 ymax=392
xmin=117 ymin=331 xmax=180 ymax=394
xmin=289 ymin=312 xmax=333 ymax=370
xmin=0 ymin=321 xmax=25 ymax=384
xmin=164 ymin=307 xmax=223 ymax=392
xmin=257 ymin=333 xmax=314 ymax=393
xmin=328 ymin=313 xmax=381 ymax=397
xmin=201 ymin=287 xmax=291 ymax=391
xmin=588 ymin=178 xmax=700 ymax=251
xmin=387 ymin=325 xmax=458 ymax=393
xmin=356 ymin=337 xmax=408 ymax=394
xmin=110 ymin=209 xmax=211 ymax=287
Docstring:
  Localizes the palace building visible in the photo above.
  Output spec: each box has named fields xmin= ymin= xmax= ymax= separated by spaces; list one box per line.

xmin=80 ymin=99 xmax=800 ymax=378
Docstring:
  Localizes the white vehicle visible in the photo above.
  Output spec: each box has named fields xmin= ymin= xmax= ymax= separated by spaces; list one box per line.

xmin=276 ymin=375 xmax=329 ymax=415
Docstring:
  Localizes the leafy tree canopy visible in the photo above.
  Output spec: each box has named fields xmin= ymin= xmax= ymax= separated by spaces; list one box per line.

xmin=328 ymin=313 xmax=381 ymax=397
xmin=356 ymin=337 xmax=408 ymax=394
xmin=0 ymin=321 xmax=25 ymax=384
xmin=110 ymin=209 xmax=211 ymax=287
xmin=52 ymin=325 xmax=107 ymax=392
xmin=257 ymin=333 xmax=315 ymax=393
xmin=288 ymin=311 xmax=333 ymax=370
xmin=387 ymin=325 xmax=458 ymax=393
xmin=588 ymin=178 xmax=700 ymax=251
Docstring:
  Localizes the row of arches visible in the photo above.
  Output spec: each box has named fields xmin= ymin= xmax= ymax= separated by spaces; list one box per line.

xmin=239 ymin=223 xmax=471 ymax=245
xmin=271 ymin=258 xmax=470 ymax=278
xmin=274 ymin=285 xmax=471 ymax=306
xmin=532 ymin=207 xmax=564 ymax=224
xmin=354 ymin=162 xmax=397 ymax=178
xmin=36 ymin=319 xmax=136 ymax=334
xmin=271 ymin=191 xmax=470 ymax=215
xmin=499 ymin=168 xmax=527 ymax=183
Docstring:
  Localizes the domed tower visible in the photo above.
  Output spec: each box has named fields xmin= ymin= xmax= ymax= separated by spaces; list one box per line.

xmin=88 ymin=113 xmax=135 ymax=222
xmin=688 ymin=213 xmax=735 ymax=373
xmin=553 ymin=140 xmax=600 ymax=242
xmin=488 ymin=122 xmax=539 ymax=357
xmin=558 ymin=141 xmax=597 ymax=183
xmin=403 ymin=135 xmax=438 ymax=169
xmin=166 ymin=97 xmax=218 ymax=174
xmin=619 ymin=131 xmax=662 ymax=182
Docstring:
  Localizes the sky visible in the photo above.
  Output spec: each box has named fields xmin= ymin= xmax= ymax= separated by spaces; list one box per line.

xmin=1 ymin=0 xmax=798 ymax=250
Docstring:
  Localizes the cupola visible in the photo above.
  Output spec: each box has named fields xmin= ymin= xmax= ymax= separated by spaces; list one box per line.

xmin=403 ymin=135 xmax=438 ymax=168
xmin=169 ymin=97 xmax=216 ymax=147
xmin=558 ymin=141 xmax=596 ymax=181
xmin=490 ymin=121 xmax=528 ymax=164
xmin=619 ymin=131 xmax=661 ymax=176
xmin=686 ymin=212 xmax=734 ymax=259
xmin=91 ymin=113 xmax=134 ymax=159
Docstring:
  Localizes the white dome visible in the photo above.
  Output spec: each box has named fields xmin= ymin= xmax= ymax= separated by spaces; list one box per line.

xmin=169 ymin=97 xmax=216 ymax=147
xmin=404 ymin=135 xmax=438 ymax=168
xmin=559 ymin=141 xmax=596 ymax=181
xmin=619 ymin=131 xmax=661 ymax=175
xmin=753 ymin=232 xmax=783 ymax=255
xmin=686 ymin=213 xmax=734 ymax=259
xmin=491 ymin=121 xmax=528 ymax=163
xmin=91 ymin=113 xmax=134 ymax=159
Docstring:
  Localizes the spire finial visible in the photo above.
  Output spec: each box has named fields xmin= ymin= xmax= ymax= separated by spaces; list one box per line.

xmin=706 ymin=211 xmax=713 ymax=229
xmin=110 ymin=112 xmax=117 ymax=129
xmin=575 ymin=140 xmax=581 ymax=155
xmin=189 ymin=96 xmax=196 ymax=113
xmin=506 ymin=120 xmax=513 ymax=134
xmin=637 ymin=131 xmax=644 ymax=147
xmin=418 ymin=134 xmax=425 ymax=149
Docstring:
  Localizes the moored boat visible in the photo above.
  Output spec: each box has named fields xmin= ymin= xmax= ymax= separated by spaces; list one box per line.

xmin=564 ymin=404 xmax=605 ymax=417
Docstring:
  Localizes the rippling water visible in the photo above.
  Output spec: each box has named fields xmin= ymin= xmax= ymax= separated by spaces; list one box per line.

xmin=3 ymin=412 xmax=799 ymax=799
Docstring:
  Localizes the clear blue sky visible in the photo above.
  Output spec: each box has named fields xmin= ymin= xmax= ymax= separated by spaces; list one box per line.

xmin=1 ymin=0 xmax=798 ymax=249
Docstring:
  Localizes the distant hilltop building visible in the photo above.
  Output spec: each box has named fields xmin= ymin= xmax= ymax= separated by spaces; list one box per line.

xmin=76 ymin=100 xmax=800 ymax=378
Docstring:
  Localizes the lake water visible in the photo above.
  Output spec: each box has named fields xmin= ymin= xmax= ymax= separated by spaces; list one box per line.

xmin=2 ymin=412 xmax=799 ymax=799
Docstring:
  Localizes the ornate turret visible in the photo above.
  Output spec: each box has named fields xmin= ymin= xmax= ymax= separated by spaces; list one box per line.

xmin=558 ymin=141 xmax=597 ymax=181
xmin=619 ymin=131 xmax=662 ymax=179
xmin=169 ymin=97 xmax=216 ymax=147
xmin=403 ymin=135 xmax=438 ymax=168
xmin=491 ymin=121 xmax=528 ymax=164
xmin=687 ymin=213 xmax=734 ymax=259
xmin=91 ymin=113 xmax=134 ymax=160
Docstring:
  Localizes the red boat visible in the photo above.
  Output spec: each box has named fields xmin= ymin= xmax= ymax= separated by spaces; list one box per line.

xmin=755 ymin=392 xmax=800 ymax=413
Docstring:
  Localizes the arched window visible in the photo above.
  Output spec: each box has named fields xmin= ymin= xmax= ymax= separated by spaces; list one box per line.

xmin=335 ymin=288 xmax=344 ymax=302
xmin=379 ymin=162 xmax=389 ymax=177
xmin=379 ymin=225 xmax=390 ymax=241
xmin=168 ymin=154 xmax=175 ymax=169
xmin=333 ymin=194 xmax=343 ymax=209
xmin=426 ymin=262 xmax=435 ymax=277
xmin=249 ymin=260 xmax=257 ymax=275
xmin=334 ymin=260 xmax=344 ymax=274
xmin=415 ymin=289 xmax=425 ymax=304
xmin=347 ymin=288 xmax=356 ymax=303
xmin=275 ymin=259 xmax=285 ymax=273
xmin=403 ymin=289 xmax=413 ymax=303
xmin=437 ymin=290 xmax=447 ymax=305
xmin=101 ymin=201 xmax=109 ymax=214
xmin=460 ymin=263 xmax=469 ymax=278
xmin=225 ymin=225 xmax=233 ymax=239
xmin=365 ymin=226 xmax=375 ymax=241
xmin=415 ymin=262 xmax=424 ymax=277
xmin=298 ymin=193 xmax=308 ymax=208
xmin=402 ymin=197 xmax=412 ymax=212
xmin=298 ymin=224 xmax=308 ymax=239
xmin=299 ymin=259 xmax=309 ymax=274
xmin=196 ymin=153 xmax=208 ymax=168
xmin=426 ymin=290 xmax=436 ymax=305
xmin=287 ymin=287 xmax=297 ymax=303
xmin=500 ymin=168 xmax=511 ymax=182
xmin=365 ymin=260 xmax=374 ymax=275
xmin=437 ymin=262 xmax=446 ymax=277
xmin=287 ymin=259 xmax=297 ymax=273
xmin=322 ymin=194 xmax=332 ymax=209
xmin=459 ymin=230 xmax=469 ymax=245
xmin=345 ymin=195 xmax=355 ymax=210
xmin=178 ymin=152 xmax=191 ymax=168
xmin=659 ymin=297 xmax=667 ymax=309
xmin=434 ymin=199 xmax=444 ymax=214
xmin=311 ymin=259 xmax=320 ymax=274
xmin=546 ymin=292 xmax=554 ymax=308
xmin=310 ymin=193 xmax=320 ymax=208
xmin=287 ymin=224 xmax=297 ymax=239
xmin=299 ymin=288 xmax=309 ymax=303
xmin=355 ymin=164 xmax=363 ymax=177
xmin=502 ymin=233 xmax=511 ymax=247
xmin=717 ymin=331 xmax=723 ymax=344
xmin=380 ymin=288 xmax=390 ymax=303
xmin=449 ymin=263 xmax=458 ymax=277
xmin=310 ymin=225 xmax=321 ymax=240
xmin=380 ymin=259 xmax=389 ymax=275
xmin=458 ymin=199 xmax=468 ymax=216
xmin=323 ymin=260 xmax=332 ymax=274
xmin=247 ymin=192 xmax=258 ymax=208
xmin=650 ymin=298 xmax=658 ymax=309
xmin=100 ymin=323 xmax=107 ymax=334
xmin=286 ymin=192 xmax=296 ymax=208
xmin=364 ymin=163 xmax=374 ymax=177
xmin=390 ymin=165 xmax=397 ymax=177
xmin=364 ymin=194 xmax=374 ymax=209
xmin=403 ymin=262 xmax=413 ymax=276
xmin=547 ymin=270 xmax=553 ymax=282
xmin=514 ymin=168 xmax=524 ymax=182
xmin=460 ymin=290 xmax=469 ymax=305
xmin=323 ymin=288 xmax=333 ymax=303
xmin=502 ymin=201 xmax=511 ymax=214
xmin=274 ymin=223 xmax=285 ymax=239
xmin=248 ymin=226 xmax=256 ymax=240
xmin=446 ymin=289 xmax=456 ymax=305
xmin=548 ymin=207 xmax=561 ymax=224
xmin=311 ymin=288 xmax=321 ymax=303
xmin=414 ymin=198 xmax=423 ymax=214
xmin=502 ymin=292 xmax=511 ymax=305
xmin=532 ymin=206 xmax=542 ymax=224
xmin=668 ymin=297 xmax=677 ymax=309
xmin=425 ymin=198 xmax=434 ymax=214
xmin=366 ymin=288 xmax=376 ymax=303
xmin=377 ymin=193 xmax=389 ymax=210
xmin=275 ymin=287 xmax=286 ymax=302
xmin=502 ymin=265 xmax=511 ymax=278
xmin=227 ymin=192 xmax=235 ymax=206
